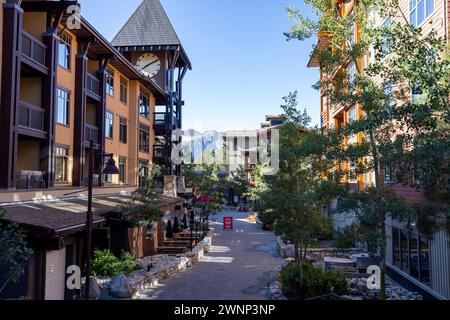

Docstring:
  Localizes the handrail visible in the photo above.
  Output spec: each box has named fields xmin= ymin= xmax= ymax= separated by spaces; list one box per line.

xmin=86 ymin=73 xmax=100 ymax=96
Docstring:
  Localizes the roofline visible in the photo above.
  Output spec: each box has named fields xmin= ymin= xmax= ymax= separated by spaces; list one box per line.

xmin=80 ymin=17 xmax=167 ymax=98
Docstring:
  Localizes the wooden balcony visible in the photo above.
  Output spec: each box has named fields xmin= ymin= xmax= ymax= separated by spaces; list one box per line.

xmin=86 ymin=73 xmax=101 ymax=100
xmin=17 ymin=100 xmax=46 ymax=138
xmin=21 ymin=31 xmax=48 ymax=74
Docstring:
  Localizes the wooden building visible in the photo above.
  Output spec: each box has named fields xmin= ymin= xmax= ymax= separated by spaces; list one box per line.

xmin=0 ymin=0 xmax=191 ymax=300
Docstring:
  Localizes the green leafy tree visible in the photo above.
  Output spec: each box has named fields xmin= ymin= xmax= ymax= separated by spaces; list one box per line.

xmin=285 ymin=0 xmax=450 ymax=298
xmin=262 ymin=92 xmax=341 ymax=295
xmin=0 ymin=209 xmax=33 ymax=295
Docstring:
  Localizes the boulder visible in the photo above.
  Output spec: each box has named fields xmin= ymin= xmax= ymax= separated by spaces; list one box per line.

xmin=109 ymin=274 xmax=132 ymax=299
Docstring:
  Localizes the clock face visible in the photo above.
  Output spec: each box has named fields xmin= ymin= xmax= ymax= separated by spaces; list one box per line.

xmin=136 ymin=53 xmax=161 ymax=78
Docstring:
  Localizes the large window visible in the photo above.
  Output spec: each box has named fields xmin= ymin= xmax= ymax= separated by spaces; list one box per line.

xmin=139 ymin=93 xmax=150 ymax=119
xmin=56 ymin=88 xmax=70 ymax=126
xmin=392 ymin=227 xmax=431 ymax=286
xmin=119 ymin=117 xmax=127 ymax=144
xmin=139 ymin=124 xmax=150 ymax=153
xmin=58 ymin=32 xmax=71 ymax=69
xmin=120 ymin=77 xmax=128 ymax=104
xmin=55 ymin=147 xmax=69 ymax=183
xmin=119 ymin=157 xmax=126 ymax=184
xmin=409 ymin=0 xmax=434 ymax=27
xmin=105 ymin=111 xmax=114 ymax=139
xmin=106 ymin=68 xmax=114 ymax=96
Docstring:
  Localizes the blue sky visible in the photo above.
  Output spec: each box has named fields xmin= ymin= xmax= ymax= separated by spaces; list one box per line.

xmin=78 ymin=0 xmax=319 ymax=131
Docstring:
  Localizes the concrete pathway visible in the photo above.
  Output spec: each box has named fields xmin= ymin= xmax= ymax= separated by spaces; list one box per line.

xmin=134 ymin=209 xmax=282 ymax=300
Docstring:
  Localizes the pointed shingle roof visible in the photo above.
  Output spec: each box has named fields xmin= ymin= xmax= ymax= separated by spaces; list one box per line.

xmin=112 ymin=0 xmax=181 ymax=47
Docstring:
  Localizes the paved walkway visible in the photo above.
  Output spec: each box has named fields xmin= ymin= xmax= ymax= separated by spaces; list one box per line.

xmin=134 ymin=209 xmax=282 ymax=300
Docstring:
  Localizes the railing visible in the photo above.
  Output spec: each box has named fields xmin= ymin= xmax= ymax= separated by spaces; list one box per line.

xmin=85 ymin=124 xmax=99 ymax=143
xmin=18 ymin=100 xmax=45 ymax=132
xmin=86 ymin=73 xmax=100 ymax=97
xmin=16 ymin=170 xmax=46 ymax=190
xmin=21 ymin=31 xmax=46 ymax=67
xmin=154 ymin=112 xmax=179 ymax=126
xmin=154 ymin=112 xmax=167 ymax=126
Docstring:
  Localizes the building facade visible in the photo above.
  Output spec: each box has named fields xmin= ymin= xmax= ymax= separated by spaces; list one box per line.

xmin=0 ymin=0 xmax=190 ymax=192
xmin=0 ymin=0 xmax=190 ymax=300
xmin=308 ymin=0 xmax=450 ymax=299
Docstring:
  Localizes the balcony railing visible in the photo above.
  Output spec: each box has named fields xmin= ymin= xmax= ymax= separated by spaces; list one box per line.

xmin=85 ymin=124 xmax=99 ymax=143
xmin=18 ymin=101 xmax=45 ymax=132
xmin=86 ymin=73 xmax=100 ymax=97
xmin=154 ymin=112 xmax=167 ymax=126
xmin=21 ymin=31 xmax=46 ymax=67
xmin=16 ymin=170 xmax=46 ymax=190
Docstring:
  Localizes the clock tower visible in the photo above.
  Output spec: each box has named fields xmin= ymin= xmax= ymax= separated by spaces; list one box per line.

xmin=112 ymin=0 xmax=192 ymax=175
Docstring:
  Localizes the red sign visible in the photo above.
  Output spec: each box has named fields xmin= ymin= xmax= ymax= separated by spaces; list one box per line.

xmin=223 ymin=217 xmax=233 ymax=230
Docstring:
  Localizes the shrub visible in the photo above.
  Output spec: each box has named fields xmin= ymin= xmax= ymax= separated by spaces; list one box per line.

xmin=280 ymin=262 xmax=348 ymax=299
xmin=333 ymin=225 xmax=359 ymax=248
xmin=91 ymin=249 xmax=140 ymax=277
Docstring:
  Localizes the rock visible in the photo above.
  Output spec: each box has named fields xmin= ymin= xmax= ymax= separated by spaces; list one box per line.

xmin=109 ymin=274 xmax=132 ymax=299
xmin=88 ymin=277 xmax=102 ymax=300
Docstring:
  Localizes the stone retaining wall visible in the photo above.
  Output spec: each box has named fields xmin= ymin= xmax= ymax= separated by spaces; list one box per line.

xmin=276 ymin=237 xmax=363 ymax=262
xmin=99 ymin=230 xmax=214 ymax=299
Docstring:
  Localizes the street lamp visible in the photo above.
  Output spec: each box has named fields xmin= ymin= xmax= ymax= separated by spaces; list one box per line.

xmin=84 ymin=140 xmax=119 ymax=301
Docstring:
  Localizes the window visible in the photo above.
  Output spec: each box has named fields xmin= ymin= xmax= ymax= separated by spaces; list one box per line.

xmin=348 ymin=24 xmax=356 ymax=46
xmin=409 ymin=0 xmax=434 ymax=27
xmin=139 ymin=160 xmax=149 ymax=187
xmin=384 ymin=165 xmax=396 ymax=183
xmin=139 ymin=93 xmax=150 ymax=118
xmin=58 ymin=32 xmax=71 ymax=69
xmin=56 ymin=88 xmax=70 ymax=126
xmin=410 ymin=233 xmax=419 ymax=279
xmin=119 ymin=157 xmax=126 ymax=184
xmin=119 ymin=117 xmax=127 ymax=144
xmin=392 ymin=227 xmax=431 ymax=285
xmin=419 ymin=236 xmax=430 ymax=285
xmin=384 ymin=80 xmax=394 ymax=111
xmin=400 ymin=230 xmax=409 ymax=272
xmin=348 ymin=62 xmax=356 ymax=90
xmin=348 ymin=105 xmax=357 ymax=123
xmin=381 ymin=17 xmax=393 ymax=58
xmin=105 ymin=111 xmax=114 ymax=139
xmin=55 ymin=147 xmax=69 ymax=182
xmin=120 ymin=77 xmax=128 ymax=104
xmin=393 ymin=228 xmax=401 ymax=267
xmin=106 ymin=69 xmax=114 ymax=96
xmin=412 ymin=84 xmax=427 ymax=104
xmin=139 ymin=124 xmax=150 ymax=153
